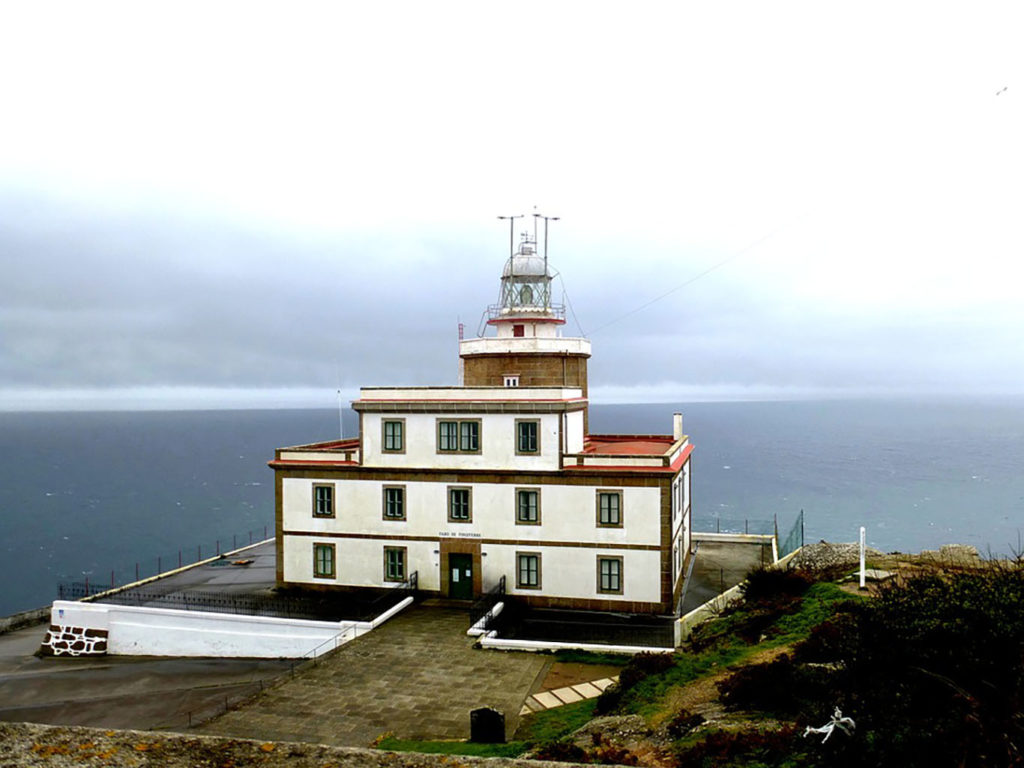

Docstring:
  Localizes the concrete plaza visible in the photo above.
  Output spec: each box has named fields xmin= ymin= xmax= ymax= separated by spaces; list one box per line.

xmin=198 ymin=605 xmax=548 ymax=746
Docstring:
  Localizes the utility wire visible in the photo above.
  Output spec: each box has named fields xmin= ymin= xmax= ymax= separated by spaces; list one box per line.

xmin=554 ymin=270 xmax=587 ymax=337
xmin=587 ymin=227 xmax=780 ymax=336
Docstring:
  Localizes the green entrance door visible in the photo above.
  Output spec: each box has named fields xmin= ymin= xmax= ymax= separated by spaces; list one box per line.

xmin=448 ymin=554 xmax=473 ymax=600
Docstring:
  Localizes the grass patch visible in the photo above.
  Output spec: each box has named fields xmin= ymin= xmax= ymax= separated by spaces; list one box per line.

xmin=514 ymin=698 xmax=597 ymax=743
xmin=374 ymin=737 xmax=527 ymax=758
xmin=552 ymin=648 xmax=630 ymax=666
xmin=611 ymin=581 xmax=860 ymax=718
xmin=768 ymin=582 xmax=861 ymax=644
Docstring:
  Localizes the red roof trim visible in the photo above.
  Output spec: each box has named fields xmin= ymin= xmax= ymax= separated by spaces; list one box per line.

xmin=485 ymin=316 xmax=566 ymax=325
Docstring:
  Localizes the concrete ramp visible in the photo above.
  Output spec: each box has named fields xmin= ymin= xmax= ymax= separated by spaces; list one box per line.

xmin=679 ymin=534 xmax=775 ymax=615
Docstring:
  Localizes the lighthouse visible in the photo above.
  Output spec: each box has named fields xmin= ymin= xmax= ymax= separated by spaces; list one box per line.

xmin=271 ymin=219 xmax=692 ymax=618
xmin=460 ymin=229 xmax=592 ymax=427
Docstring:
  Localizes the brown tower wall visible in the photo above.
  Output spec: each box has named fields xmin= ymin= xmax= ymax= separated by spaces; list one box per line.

xmin=462 ymin=353 xmax=589 ymax=431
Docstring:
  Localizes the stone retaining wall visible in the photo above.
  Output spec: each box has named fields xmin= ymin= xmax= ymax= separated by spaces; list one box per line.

xmin=39 ymin=624 xmax=109 ymax=657
xmin=0 ymin=722 xmax=586 ymax=768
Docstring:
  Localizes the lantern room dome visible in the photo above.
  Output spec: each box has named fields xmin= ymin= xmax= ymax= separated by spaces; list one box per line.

xmin=502 ymin=245 xmax=549 ymax=279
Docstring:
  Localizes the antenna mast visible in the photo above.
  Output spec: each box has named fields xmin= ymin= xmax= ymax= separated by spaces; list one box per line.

xmin=497 ymin=214 xmax=523 ymax=259
xmin=533 ymin=212 xmax=560 ymax=310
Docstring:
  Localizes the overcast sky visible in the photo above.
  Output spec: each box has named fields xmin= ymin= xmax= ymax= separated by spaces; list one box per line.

xmin=1 ymin=2 xmax=1021 ymax=410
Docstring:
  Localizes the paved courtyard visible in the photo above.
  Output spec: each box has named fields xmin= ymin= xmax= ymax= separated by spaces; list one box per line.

xmin=197 ymin=605 xmax=549 ymax=746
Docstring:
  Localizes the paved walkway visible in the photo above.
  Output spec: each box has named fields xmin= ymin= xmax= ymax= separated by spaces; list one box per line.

xmin=680 ymin=538 xmax=775 ymax=613
xmin=197 ymin=606 xmax=548 ymax=746
xmin=521 ymin=676 xmax=617 ymax=715
xmin=0 ymin=623 xmax=293 ymax=730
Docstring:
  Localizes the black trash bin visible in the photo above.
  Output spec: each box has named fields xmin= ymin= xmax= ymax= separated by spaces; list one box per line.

xmin=470 ymin=707 xmax=505 ymax=743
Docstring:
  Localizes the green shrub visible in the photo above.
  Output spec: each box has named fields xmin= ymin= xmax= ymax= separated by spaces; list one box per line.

xmin=595 ymin=652 xmax=675 ymax=715
xmin=741 ymin=567 xmax=813 ymax=603
xmin=672 ymin=726 xmax=807 ymax=768
xmin=716 ymin=654 xmax=837 ymax=717
xmin=531 ymin=740 xmax=589 ymax=762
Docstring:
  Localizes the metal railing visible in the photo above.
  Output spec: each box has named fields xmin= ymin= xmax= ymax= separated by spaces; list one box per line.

xmin=500 ymin=610 xmax=676 ymax=649
xmin=778 ymin=509 xmax=805 ymax=558
xmin=64 ymin=524 xmax=273 ymax=596
xmin=694 ymin=516 xmax=775 ymax=536
xmin=469 ymin=575 xmax=505 ymax=630
xmin=58 ymin=572 xmax=418 ymax=623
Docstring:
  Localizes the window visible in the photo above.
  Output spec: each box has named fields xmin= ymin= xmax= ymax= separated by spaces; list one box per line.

xmin=313 ymin=484 xmax=335 ymax=518
xmin=513 ymin=324 xmax=525 ymax=337
xmin=383 ymin=485 xmax=405 ymax=520
xmin=384 ymin=547 xmax=406 ymax=582
xmin=448 ymin=487 xmax=472 ymax=522
xmin=313 ymin=543 xmax=335 ymax=578
xmin=437 ymin=419 xmax=480 ymax=453
xmin=517 ymin=552 xmax=541 ymax=589
xmin=516 ymin=419 xmax=540 ymax=454
xmin=596 ymin=490 xmax=623 ymax=527
xmin=515 ymin=488 xmax=540 ymax=524
xmin=597 ymin=556 xmax=623 ymax=594
xmin=503 ymin=375 xmax=520 ymax=387
xmin=382 ymin=419 xmax=404 ymax=453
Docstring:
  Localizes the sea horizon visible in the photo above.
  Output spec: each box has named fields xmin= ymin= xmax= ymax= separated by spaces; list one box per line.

xmin=2 ymin=397 xmax=1022 ymax=616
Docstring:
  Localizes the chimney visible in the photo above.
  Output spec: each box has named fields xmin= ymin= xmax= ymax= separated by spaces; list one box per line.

xmin=673 ymin=413 xmax=683 ymax=441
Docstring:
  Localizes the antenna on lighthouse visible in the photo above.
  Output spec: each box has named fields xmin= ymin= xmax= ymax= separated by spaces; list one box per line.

xmin=497 ymin=214 xmax=523 ymax=260
xmin=533 ymin=212 xmax=560 ymax=310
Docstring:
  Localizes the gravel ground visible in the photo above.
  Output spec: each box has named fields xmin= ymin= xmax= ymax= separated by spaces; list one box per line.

xmin=0 ymin=722 xmax=587 ymax=768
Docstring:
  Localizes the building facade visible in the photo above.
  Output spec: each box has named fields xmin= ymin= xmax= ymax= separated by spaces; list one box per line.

xmin=272 ymin=235 xmax=692 ymax=614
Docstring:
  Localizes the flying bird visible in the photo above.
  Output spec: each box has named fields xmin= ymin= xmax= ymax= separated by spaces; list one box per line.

xmin=996 ymin=86 xmax=1008 ymax=95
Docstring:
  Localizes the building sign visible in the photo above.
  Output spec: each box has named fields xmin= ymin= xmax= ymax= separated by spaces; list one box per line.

xmin=438 ymin=531 xmax=482 ymax=538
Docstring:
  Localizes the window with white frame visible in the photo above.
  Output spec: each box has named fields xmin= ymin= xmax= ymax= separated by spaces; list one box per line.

xmin=313 ymin=543 xmax=335 ymax=578
xmin=313 ymin=484 xmax=335 ymax=517
xmin=516 ymin=419 xmax=539 ymax=454
xmin=517 ymin=552 xmax=541 ymax=589
xmin=516 ymin=488 xmax=540 ymax=524
xmin=597 ymin=556 xmax=623 ymax=594
xmin=437 ymin=419 xmax=480 ymax=453
xmin=448 ymin=487 xmax=472 ymax=522
xmin=383 ymin=486 xmax=405 ymax=520
xmin=384 ymin=547 xmax=406 ymax=581
xmin=596 ymin=490 xmax=622 ymax=527
xmin=382 ymin=419 xmax=404 ymax=453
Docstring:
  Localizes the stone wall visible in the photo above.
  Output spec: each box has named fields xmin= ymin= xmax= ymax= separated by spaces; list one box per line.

xmin=39 ymin=624 xmax=109 ymax=656
xmin=0 ymin=722 xmax=590 ymax=768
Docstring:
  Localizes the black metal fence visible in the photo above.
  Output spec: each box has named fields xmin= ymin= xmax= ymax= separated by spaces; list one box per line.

xmin=469 ymin=575 xmax=505 ymax=630
xmin=57 ymin=571 xmax=419 ymax=623
xmin=495 ymin=604 xmax=675 ymax=649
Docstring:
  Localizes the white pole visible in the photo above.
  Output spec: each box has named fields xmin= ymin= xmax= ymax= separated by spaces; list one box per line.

xmin=859 ymin=526 xmax=866 ymax=589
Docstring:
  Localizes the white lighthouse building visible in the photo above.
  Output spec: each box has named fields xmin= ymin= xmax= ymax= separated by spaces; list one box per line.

xmin=272 ymin=229 xmax=692 ymax=614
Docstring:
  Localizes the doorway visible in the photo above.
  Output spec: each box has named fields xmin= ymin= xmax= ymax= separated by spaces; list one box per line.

xmin=448 ymin=553 xmax=473 ymax=600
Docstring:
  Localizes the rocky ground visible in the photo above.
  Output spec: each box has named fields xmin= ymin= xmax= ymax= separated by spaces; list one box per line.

xmin=0 ymin=722 xmax=584 ymax=768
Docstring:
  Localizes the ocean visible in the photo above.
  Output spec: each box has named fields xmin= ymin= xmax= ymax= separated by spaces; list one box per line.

xmin=1 ymin=399 xmax=1022 ymax=617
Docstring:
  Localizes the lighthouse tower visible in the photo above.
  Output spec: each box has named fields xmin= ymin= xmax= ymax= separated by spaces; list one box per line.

xmin=459 ymin=229 xmax=592 ymax=427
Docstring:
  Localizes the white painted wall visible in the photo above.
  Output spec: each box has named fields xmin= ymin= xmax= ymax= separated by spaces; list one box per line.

xmin=51 ymin=600 xmax=352 ymax=658
xmin=285 ymin=536 xmax=440 ymax=591
xmin=359 ymin=386 xmax=583 ymax=401
xmin=361 ymin=411 xmax=562 ymax=470
xmin=283 ymin=479 xmax=662 ymax=545
xmin=282 ymin=478 xmax=663 ymax=599
xmin=459 ymin=337 xmax=591 ymax=356
xmin=484 ymin=545 xmax=662 ymax=604
xmin=565 ymin=410 xmax=584 ymax=453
